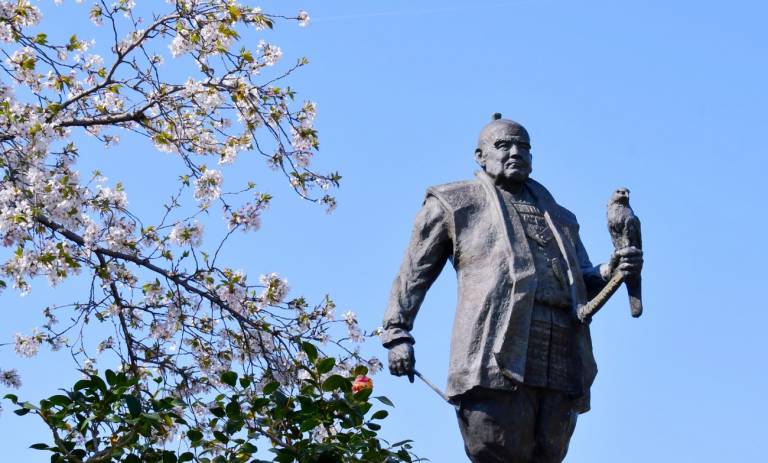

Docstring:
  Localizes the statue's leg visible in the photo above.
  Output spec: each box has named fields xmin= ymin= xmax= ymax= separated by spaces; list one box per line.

xmin=532 ymin=389 xmax=578 ymax=463
xmin=455 ymin=387 xmax=537 ymax=463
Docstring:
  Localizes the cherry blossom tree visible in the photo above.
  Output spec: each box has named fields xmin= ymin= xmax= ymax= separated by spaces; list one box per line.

xmin=0 ymin=1 xmax=415 ymax=461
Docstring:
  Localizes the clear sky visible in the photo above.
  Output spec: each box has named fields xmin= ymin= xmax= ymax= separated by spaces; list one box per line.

xmin=2 ymin=0 xmax=768 ymax=461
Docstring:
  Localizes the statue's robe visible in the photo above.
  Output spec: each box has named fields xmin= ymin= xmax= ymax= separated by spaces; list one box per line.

xmin=383 ymin=172 xmax=606 ymax=413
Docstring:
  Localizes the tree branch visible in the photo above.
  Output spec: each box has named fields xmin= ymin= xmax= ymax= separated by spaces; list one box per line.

xmin=55 ymin=13 xmax=179 ymax=116
xmin=94 ymin=252 xmax=140 ymax=378
xmin=58 ymin=110 xmax=146 ymax=128
xmin=82 ymin=431 xmax=137 ymax=463
xmin=33 ymin=214 xmax=265 ymax=333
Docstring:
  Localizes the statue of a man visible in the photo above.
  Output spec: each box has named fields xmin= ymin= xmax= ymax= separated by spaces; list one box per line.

xmin=382 ymin=115 xmax=643 ymax=462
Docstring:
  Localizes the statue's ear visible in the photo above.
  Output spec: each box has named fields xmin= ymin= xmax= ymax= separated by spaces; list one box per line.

xmin=474 ymin=148 xmax=485 ymax=167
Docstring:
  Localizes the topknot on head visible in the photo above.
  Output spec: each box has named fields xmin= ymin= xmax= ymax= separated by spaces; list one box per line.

xmin=492 ymin=112 xmax=502 ymax=121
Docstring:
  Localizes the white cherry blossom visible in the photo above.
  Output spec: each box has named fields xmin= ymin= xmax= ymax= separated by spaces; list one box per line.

xmin=0 ymin=369 xmax=21 ymax=388
xmin=194 ymin=168 xmax=223 ymax=203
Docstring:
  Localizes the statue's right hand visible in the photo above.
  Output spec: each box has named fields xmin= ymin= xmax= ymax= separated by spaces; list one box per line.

xmin=388 ymin=341 xmax=415 ymax=383
xmin=609 ymin=246 xmax=643 ymax=278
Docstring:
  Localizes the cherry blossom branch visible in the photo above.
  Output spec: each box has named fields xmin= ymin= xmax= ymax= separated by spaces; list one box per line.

xmin=94 ymin=252 xmax=139 ymax=378
xmin=56 ymin=98 xmax=160 ymax=127
xmin=32 ymin=213 xmax=278 ymax=338
xmin=55 ymin=14 xmax=180 ymax=116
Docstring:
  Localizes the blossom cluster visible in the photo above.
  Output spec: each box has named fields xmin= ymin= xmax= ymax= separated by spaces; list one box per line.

xmin=0 ymin=368 xmax=21 ymax=388
xmin=14 ymin=329 xmax=44 ymax=358
xmin=0 ymin=1 xmax=382 ymax=457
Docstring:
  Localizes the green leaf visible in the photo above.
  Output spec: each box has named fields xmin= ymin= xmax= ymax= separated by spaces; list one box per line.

xmin=321 ymin=374 xmax=349 ymax=392
xmin=239 ymin=442 xmax=258 ymax=454
xmin=187 ymin=429 xmax=203 ymax=442
xmin=225 ymin=400 xmax=241 ymax=418
xmin=251 ymin=397 xmax=270 ymax=410
xmin=371 ymin=410 xmax=389 ymax=420
xmin=73 ymin=379 xmax=92 ymax=391
xmin=355 ymin=388 xmax=373 ymax=401
xmin=367 ymin=422 xmax=382 ymax=431
xmin=273 ymin=452 xmax=294 ymax=463
xmin=162 ymin=450 xmax=177 ymax=463
xmin=317 ymin=357 xmax=335 ymax=374
xmin=125 ymin=395 xmax=141 ymax=417
xmin=105 ymin=369 xmax=117 ymax=386
xmin=213 ymin=431 xmax=229 ymax=444
xmin=47 ymin=394 xmax=72 ymax=407
xmin=29 ymin=443 xmax=49 ymax=450
xmin=143 ymin=412 xmax=163 ymax=423
xmin=373 ymin=396 xmax=395 ymax=407
xmin=66 ymin=34 xmax=80 ymax=52
xmin=89 ymin=374 xmax=108 ymax=395
xmin=178 ymin=452 xmax=194 ymax=463
xmin=220 ymin=371 xmax=238 ymax=387
xmin=262 ymin=381 xmax=280 ymax=395
xmin=302 ymin=342 xmax=318 ymax=363
xmin=299 ymin=418 xmax=320 ymax=432
xmin=22 ymin=401 xmax=38 ymax=411
xmin=209 ymin=406 xmax=226 ymax=418
xmin=224 ymin=419 xmax=243 ymax=435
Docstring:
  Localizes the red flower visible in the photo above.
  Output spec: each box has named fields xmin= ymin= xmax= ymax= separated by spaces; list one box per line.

xmin=351 ymin=375 xmax=373 ymax=393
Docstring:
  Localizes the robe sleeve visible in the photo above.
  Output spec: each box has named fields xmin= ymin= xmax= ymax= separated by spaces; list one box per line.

xmin=572 ymin=226 xmax=610 ymax=300
xmin=381 ymin=195 xmax=453 ymax=348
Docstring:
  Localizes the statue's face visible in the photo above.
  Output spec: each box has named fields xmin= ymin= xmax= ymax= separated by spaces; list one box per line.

xmin=475 ymin=123 xmax=532 ymax=184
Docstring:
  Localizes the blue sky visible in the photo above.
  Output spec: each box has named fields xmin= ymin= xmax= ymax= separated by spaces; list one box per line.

xmin=2 ymin=0 xmax=768 ymax=461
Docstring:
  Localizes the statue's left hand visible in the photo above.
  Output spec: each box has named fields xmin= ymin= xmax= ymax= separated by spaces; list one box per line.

xmin=609 ymin=246 xmax=643 ymax=278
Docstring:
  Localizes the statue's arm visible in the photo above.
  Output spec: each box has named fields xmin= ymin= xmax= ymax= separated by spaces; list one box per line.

xmin=572 ymin=226 xmax=612 ymax=300
xmin=381 ymin=195 xmax=452 ymax=348
xmin=573 ymin=222 xmax=643 ymax=301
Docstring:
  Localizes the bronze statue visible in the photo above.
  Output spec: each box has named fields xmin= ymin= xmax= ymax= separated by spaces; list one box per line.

xmin=382 ymin=114 xmax=643 ymax=462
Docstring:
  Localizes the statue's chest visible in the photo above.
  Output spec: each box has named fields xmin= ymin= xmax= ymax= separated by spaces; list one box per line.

xmin=511 ymin=202 xmax=554 ymax=247
xmin=499 ymin=190 xmax=573 ymax=308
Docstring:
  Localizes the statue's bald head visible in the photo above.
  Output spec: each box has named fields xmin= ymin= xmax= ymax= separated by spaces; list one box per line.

xmin=476 ymin=113 xmax=530 ymax=151
xmin=474 ymin=113 xmax=533 ymax=185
